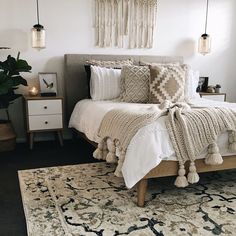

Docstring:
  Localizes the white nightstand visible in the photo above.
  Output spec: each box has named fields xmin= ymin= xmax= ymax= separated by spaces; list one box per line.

xmin=24 ymin=96 xmax=64 ymax=149
xmin=199 ymin=92 xmax=226 ymax=102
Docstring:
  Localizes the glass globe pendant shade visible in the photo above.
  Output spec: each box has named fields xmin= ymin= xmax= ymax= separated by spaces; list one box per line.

xmin=31 ymin=24 xmax=46 ymax=49
xmin=198 ymin=33 xmax=211 ymax=56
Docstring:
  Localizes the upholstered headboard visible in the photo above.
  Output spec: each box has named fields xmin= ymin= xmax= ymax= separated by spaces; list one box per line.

xmin=64 ymin=54 xmax=183 ymax=119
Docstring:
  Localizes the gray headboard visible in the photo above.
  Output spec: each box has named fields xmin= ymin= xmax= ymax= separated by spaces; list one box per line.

xmin=64 ymin=54 xmax=183 ymax=119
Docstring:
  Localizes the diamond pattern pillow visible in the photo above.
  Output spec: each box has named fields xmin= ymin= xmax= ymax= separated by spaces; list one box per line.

xmin=120 ymin=66 xmax=150 ymax=103
xmin=149 ymin=64 xmax=187 ymax=103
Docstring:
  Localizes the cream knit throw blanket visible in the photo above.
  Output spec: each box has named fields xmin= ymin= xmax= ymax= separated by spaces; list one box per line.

xmin=93 ymin=103 xmax=236 ymax=186
xmin=93 ymin=105 xmax=168 ymax=176
xmin=166 ymin=105 xmax=236 ymax=187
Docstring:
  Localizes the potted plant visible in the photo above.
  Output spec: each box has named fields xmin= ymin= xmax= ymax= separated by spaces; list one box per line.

xmin=0 ymin=52 xmax=32 ymax=151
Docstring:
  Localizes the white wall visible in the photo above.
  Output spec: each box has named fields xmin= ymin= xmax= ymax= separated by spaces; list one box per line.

xmin=0 ymin=0 xmax=235 ymax=142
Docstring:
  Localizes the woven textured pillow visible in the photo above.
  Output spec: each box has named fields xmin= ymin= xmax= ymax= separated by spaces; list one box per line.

xmin=86 ymin=59 xmax=133 ymax=68
xmin=149 ymin=64 xmax=187 ymax=103
xmin=120 ymin=66 xmax=150 ymax=103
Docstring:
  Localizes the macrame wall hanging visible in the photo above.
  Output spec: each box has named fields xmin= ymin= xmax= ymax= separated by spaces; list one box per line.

xmin=94 ymin=0 xmax=158 ymax=48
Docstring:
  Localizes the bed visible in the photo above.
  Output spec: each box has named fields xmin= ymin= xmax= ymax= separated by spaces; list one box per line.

xmin=65 ymin=54 xmax=236 ymax=207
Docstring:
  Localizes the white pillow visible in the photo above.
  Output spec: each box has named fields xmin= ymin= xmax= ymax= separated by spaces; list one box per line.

xmin=185 ymin=69 xmax=200 ymax=100
xmin=90 ymin=66 xmax=122 ymax=100
xmin=191 ymin=70 xmax=201 ymax=99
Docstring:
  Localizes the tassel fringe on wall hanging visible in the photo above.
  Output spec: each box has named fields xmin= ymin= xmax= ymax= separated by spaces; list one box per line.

xmin=94 ymin=0 xmax=158 ymax=48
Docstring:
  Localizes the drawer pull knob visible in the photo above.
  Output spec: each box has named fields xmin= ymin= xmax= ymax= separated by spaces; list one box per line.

xmin=44 ymin=106 xmax=47 ymax=109
xmin=45 ymin=121 xmax=48 ymax=124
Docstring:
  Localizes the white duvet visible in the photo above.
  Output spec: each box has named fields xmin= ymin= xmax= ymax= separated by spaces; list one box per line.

xmin=69 ymin=98 xmax=236 ymax=188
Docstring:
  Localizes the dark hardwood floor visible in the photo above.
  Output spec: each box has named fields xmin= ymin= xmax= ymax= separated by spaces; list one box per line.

xmin=0 ymin=138 xmax=96 ymax=236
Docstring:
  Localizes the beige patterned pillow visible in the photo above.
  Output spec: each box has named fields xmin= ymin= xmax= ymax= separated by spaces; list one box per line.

xmin=149 ymin=64 xmax=188 ymax=103
xmin=120 ymin=66 xmax=150 ymax=103
xmin=86 ymin=59 xmax=133 ymax=68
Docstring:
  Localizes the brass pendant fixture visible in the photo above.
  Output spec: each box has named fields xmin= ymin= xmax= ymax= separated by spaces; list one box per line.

xmin=198 ymin=0 xmax=211 ymax=55
xmin=31 ymin=0 xmax=46 ymax=49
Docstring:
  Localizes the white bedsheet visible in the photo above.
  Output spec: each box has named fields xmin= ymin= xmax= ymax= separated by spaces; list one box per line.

xmin=69 ymin=98 xmax=236 ymax=188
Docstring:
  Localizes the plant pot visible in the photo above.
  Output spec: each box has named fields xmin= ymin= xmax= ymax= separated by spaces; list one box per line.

xmin=0 ymin=121 xmax=16 ymax=152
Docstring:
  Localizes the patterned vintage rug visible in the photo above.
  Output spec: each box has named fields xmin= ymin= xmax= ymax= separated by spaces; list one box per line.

xmin=18 ymin=162 xmax=236 ymax=236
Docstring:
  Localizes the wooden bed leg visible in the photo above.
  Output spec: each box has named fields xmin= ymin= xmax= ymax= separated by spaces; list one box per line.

xmin=137 ymin=179 xmax=148 ymax=207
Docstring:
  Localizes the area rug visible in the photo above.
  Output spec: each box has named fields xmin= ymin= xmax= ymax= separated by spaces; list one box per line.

xmin=18 ymin=162 xmax=236 ymax=236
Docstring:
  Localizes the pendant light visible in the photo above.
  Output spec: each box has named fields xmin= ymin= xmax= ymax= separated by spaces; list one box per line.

xmin=198 ymin=0 xmax=211 ymax=55
xmin=31 ymin=0 xmax=46 ymax=49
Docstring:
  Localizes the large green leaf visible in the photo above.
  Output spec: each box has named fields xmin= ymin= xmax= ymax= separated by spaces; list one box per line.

xmin=0 ymin=56 xmax=19 ymax=76
xmin=0 ymin=86 xmax=9 ymax=95
xmin=0 ymin=52 xmax=31 ymax=106
xmin=0 ymin=91 xmax=21 ymax=109
xmin=0 ymin=72 xmax=8 ymax=83
xmin=12 ymin=75 xmax=28 ymax=87
xmin=16 ymin=59 xmax=32 ymax=72
xmin=0 ymin=79 xmax=14 ymax=95
xmin=5 ymin=56 xmax=18 ymax=76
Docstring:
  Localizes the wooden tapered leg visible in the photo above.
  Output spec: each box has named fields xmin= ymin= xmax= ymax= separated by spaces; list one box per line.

xmin=29 ymin=132 xmax=34 ymax=150
xmin=137 ymin=179 xmax=148 ymax=207
xmin=57 ymin=131 xmax=64 ymax=146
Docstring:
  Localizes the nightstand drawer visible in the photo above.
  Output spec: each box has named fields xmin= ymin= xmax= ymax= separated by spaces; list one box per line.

xmin=28 ymin=100 xmax=62 ymax=115
xmin=201 ymin=95 xmax=225 ymax=102
xmin=28 ymin=115 xmax=63 ymax=131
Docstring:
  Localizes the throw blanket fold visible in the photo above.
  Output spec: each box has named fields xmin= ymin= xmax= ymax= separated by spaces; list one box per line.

xmin=166 ymin=106 xmax=236 ymax=187
xmin=93 ymin=102 xmax=236 ymax=187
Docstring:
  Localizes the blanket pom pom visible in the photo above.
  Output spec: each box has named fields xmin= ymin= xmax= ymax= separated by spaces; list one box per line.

xmin=229 ymin=136 xmax=234 ymax=143
xmin=205 ymin=143 xmax=223 ymax=165
xmin=229 ymin=130 xmax=236 ymax=141
xmin=102 ymin=150 xmax=108 ymax=160
xmin=174 ymin=165 xmax=188 ymax=188
xmin=114 ymin=151 xmax=125 ymax=178
xmin=187 ymin=162 xmax=200 ymax=184
xmin=175 ymin=176 xmax=189 ymax=188
xmin=106 ymin=140 xmax=117 ymax=163
xmin=228 ymin=131 xmax=236 ymax=152
xmin=205 ymin=153 xmax=223 ymax=165
xmin=229 ymin=142 xmax=236 ymax=152
xmin=208 ymin=143 xmax=219 ymax=154
xmin=187 ymin=172 xmax=200 ymax=184
xmin=93 ymin=148 xmax=103 ymax=160
xmin=98 ymin=141 xmax=104 ymax=149
xmin=209 ymin=146 xmax=219 ymax=154
xmin=106 ymin=152 xmax=117 ymax=163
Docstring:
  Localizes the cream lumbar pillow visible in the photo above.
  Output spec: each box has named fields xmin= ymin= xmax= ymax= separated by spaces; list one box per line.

xmin=149 ymin=64 xmax=188 ymax=104
xmin=90 ymin=66 xmax=121 ymax=100
xmin=86 ymin=59 xmax=133 ymax=68
xmin=120 ymin=65 xmax=150 ymax=103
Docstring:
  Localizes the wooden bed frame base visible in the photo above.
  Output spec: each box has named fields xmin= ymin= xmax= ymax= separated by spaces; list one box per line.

xmin=137 ymin=156 xmax=236 ymax=207
xmin=74 ymin=130 xmax=236 ymax=207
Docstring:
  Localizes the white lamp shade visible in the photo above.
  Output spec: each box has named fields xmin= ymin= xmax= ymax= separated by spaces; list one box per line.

xmin=198 ymin=34 xmax=211 ymax=55
xmin=31 ymin=26 xmax=46 ymax=49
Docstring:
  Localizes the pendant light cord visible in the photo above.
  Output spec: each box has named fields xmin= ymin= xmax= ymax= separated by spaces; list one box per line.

xmin=204 ymin=0 xmax=209 ymax=34
xmin=36 ymin=0 xmax=40 ymax=25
